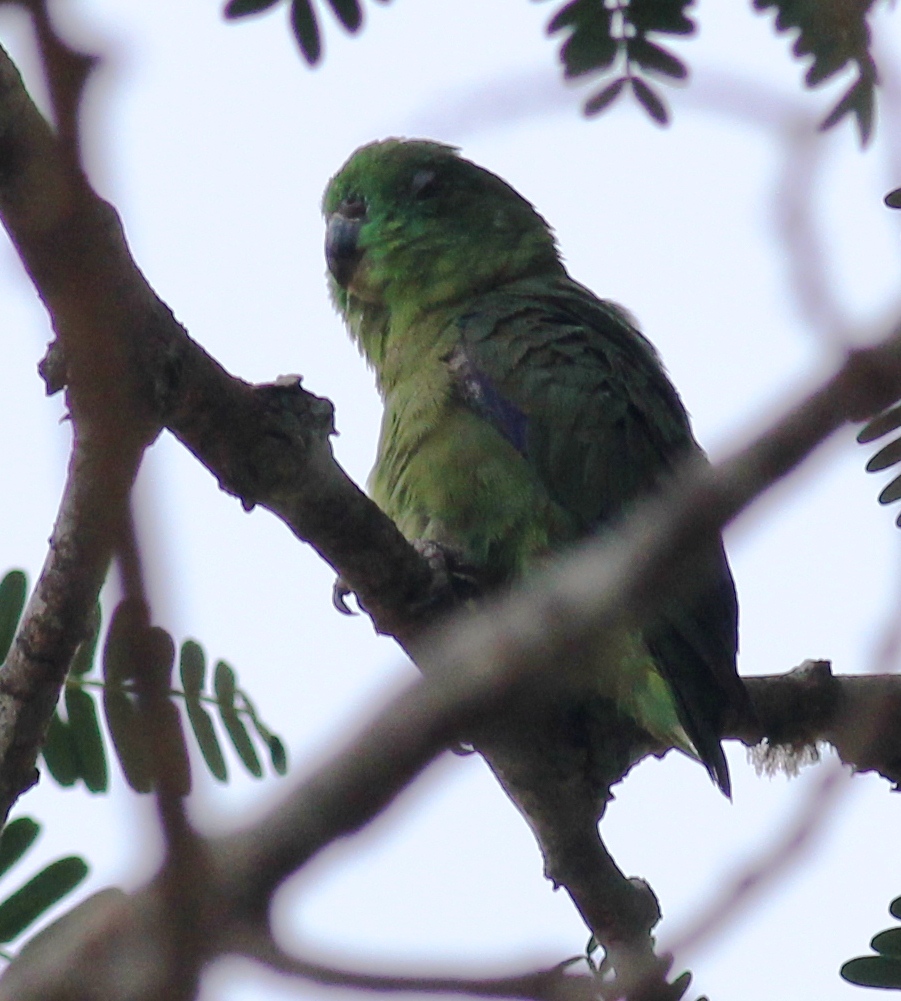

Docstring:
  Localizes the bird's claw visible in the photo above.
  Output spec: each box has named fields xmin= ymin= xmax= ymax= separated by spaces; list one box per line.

xmin=332 ymin=544 xmax=480 ymax=620
xmin=412 ymin=539 xmax=483 ymax=606
xmin=332 ymin=577 xmax=356 ymax=615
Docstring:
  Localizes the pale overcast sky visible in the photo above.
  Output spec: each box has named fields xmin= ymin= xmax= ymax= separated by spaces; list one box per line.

xmin=1 ymin=2 xmax=901 ymax=999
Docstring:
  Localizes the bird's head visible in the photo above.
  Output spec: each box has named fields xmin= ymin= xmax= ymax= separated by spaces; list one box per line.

xmin=322 ymin=139 xmax=562 ymax=317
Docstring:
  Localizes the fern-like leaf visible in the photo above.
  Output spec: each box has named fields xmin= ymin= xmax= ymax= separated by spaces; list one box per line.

xmin=753 ymin=0 xmax=880 ymax=144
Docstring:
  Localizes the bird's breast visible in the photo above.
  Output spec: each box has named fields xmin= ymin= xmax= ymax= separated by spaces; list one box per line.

xmin=370 ymin=376 xmax=570 ymax=579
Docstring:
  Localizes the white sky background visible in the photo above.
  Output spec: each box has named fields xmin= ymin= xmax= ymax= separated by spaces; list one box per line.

xmin=1 ymin=1 xmax=901 ymax=999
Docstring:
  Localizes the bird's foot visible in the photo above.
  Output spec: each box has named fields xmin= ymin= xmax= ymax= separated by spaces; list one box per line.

xmin=331 ymin=541 xmax=483 ymax=619
xmin=332 ymin=576 xmax=356 ymax=615
xmin=412 ymin=539 xmax=484 ymax=607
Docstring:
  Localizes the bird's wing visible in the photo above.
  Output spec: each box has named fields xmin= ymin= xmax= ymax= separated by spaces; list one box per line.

xmin=452 ymin=275 xmax=747 ymax=795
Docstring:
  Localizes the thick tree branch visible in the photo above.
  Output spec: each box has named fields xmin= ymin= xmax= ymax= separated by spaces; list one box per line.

xmin=0 ymin=38 xmax=159 ymax=822
xmin=739 ymin=661 xmax=901 ymax=784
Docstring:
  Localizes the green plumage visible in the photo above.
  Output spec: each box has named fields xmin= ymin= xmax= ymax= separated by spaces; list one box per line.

xmin=324 ymin=138 xmax=749 ymax=795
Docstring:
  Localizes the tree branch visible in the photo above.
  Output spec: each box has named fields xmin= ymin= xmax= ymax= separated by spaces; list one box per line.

xmin=739 ymin=661 xmax=901 ymax=785
xmin=0 ymin=36 xmax=158 ymax=823
xmin=239 ymin=930 xmax=601 ymax=1001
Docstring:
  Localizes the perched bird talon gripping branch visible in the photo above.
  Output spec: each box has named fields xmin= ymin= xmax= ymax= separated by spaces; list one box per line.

xmin=332 ymin=577 xmax=357 ymax=615
xmin=323 ymin=138 xmax=751 ymax=797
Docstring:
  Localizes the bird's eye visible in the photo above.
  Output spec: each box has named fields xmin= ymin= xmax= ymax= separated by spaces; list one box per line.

xmin=411 ymin=170 xmax=438 ymax=198
xmin=340 ymin=196 xmax=367 ymax=220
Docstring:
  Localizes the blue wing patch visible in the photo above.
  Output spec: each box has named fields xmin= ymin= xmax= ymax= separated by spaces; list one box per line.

xmin=445 ymin=344 xmax=530 ymax=458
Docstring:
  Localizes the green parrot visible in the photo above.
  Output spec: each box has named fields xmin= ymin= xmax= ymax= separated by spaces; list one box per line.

xmin=323 ymin=138 xmax=750 ymax=797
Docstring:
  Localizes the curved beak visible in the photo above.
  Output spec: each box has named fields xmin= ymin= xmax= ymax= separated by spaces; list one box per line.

xmin=325 ymin=212 xmax=364 ymax=288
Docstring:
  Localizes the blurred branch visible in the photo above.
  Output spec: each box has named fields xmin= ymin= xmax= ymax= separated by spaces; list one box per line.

xmin=248 ymin=934 xmax=601 ymax=1001
xmin=773 ymin=120 xmax=852 ymax=345
xmin=0 ymin=13 xmax=206 ymax=994
xmin=0 ymin=32 xmax=156 ymax=825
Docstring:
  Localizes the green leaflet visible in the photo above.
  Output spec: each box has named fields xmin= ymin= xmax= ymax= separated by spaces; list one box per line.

xmin=179 ymin=639 xmax=205 ymax=695
xmin=866 ymin=437 xmax=901 ymax=473
xmin=40 ymin=602 xmax=106 ymax=791
xmin=0 ymin=820 xmax=40 ymax=881
xmin=584 ymin=78 xmax=626 ymax=116
xmin=240 ymin=702 xmax=288 ymax=777
xmin=626 ymin=36 xmax=687 ymax=80
xmin=872 ymin=928 xmax=901 ymax=958
xmin=181 ymin=641 xmax=227 ymax=783
xmin=145 ymin=627 xmax=191 ymax=796
xmin=185 ymin=699 xmax=228 ymax=783
xmin=64 ymin=688 xmax=108 ymax=794
xmin=184 ymin=644 xmax=286 ymax=780
xmin=628 ymin=0 xmax=692 ymax=34
xmin=100 ymin=610 xmax=192 ymax=796
xmin=102 ymin=601 xmax=152 ymax=794
xmin=631 ymin=77 xmax=668 ymax=125
xmin=213 ymin=659 xmax=236 ymax=705
xmin=0 ymin=857 xmax=88 ymax=944
xmin=842 ymin=956 xmax=901 ymax=990
xmin=102 ymin=689 xmax=152 ymax=793
xmin=0 ymin=571 xmax=26 ymax=664
xmin=859 ymin=404 xmax=901 ymax=445
xmin=291 ymin=0 xmax=321 ymax=63
xmin=327 ymin=0 xmax=363 ymax=32
xmin=550 ymin=0 xmax=615 ymax=78
xmin=224 ymin=0 xmax=282 ymax=16
xmin=40 ymin=713 xmax=79 ymax=788
xmin=215 ymin=662 xmax=262 ymax=778
xmin=820 ymin=74 xmax=875 ymax=145
xmin=70 ymin=603 xmax=101 ymax=677
xmin=842 ymin=895 xmax=901 ymax=988
xmin=267 ymin=736 xmax=288 ymax=775
xmin=859 ymin=405 xmax=901 ymax=527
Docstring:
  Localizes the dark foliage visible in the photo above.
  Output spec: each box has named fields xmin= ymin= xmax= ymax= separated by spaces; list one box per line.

xmin=541 ymin=0 xmax=693 ymax=126
xmin=753 ymin=0 xmax=880 ymax=143
xmin=0 ymin=571 xmax=286 ymax=795
xmin=0 ymin=819 xmax=88 ymax=953
xmin=842 ymin=895 xmax=901 ymax=989
xmin=224 ymin=0 xmax=390 ymax=65
xmin=222 ymin=0 xmax=887 ymax=139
